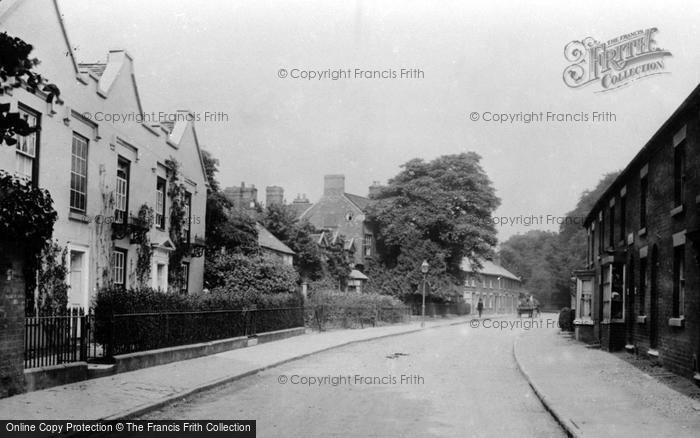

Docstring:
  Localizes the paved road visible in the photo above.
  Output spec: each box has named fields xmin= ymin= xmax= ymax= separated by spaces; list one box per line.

xmin=141 ymin=320 xmax=565 ymax=437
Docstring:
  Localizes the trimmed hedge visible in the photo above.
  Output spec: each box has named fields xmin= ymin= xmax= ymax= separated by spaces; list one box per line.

xmin=93 ymin=286 xmax=304 ymax=356
xmin=307 ymin=290 xmax=409 ymax=330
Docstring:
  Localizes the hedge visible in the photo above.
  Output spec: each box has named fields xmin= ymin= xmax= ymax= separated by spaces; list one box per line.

xmin=93 ymin=286 xmax=304 ymax=356
xmin=306 ymin=290 xmax=409 ymax=330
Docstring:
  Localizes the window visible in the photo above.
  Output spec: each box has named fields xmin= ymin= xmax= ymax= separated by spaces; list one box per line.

xmin=674 ymin=141 xmax=686 ymax=207
xmin=156 ymin=177 xmax=166 ymax=229
xmin=579 ymin=279 xmax=592 ymax=320
xmin=619 ymin=196 xmax=626 ymax=242
xmin=181 ymin=262 xmax=190 ymax=294
xmin=639 ymin=257 xmax=647 ymax=315
xmin=70 ymin=133 xmax=89 ymax=212
xmin=15 ymin=106 xmax=39 ymax=183
xmin=603 ymin=263 xmax=624 ymax=321
xmin=183 ymin=192 xmax=192 ymax=243
xmin=640 ymin=176 xmax=648 ymax=229
xmin=609 ymin=204 xmax=615 ymax=248
xmin=111 ymin=249 xmax=127 ymax=286
xmin=363 ymin=234 xmax=373 ymax=257
xmin=673 ymin=246 xmax=685 ymax=318
xmin=115 ymin=157 xmax=130 ymax=224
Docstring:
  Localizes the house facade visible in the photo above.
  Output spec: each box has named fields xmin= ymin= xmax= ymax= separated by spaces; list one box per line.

xmin=300 ymin=175 xmax=375 ymax=270
xmin=256 ymin=223 xmax=294 ymax=265
xmin=576 ymin=83 xmax=700 ymax=380
xmin=0 ymin=0 xmax=209 ymax=308
xmin=462 ymin=259 xmax=521 ymax=314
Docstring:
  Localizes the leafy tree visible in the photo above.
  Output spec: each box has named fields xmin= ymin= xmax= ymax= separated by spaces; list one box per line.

xmin=366 ymin=153 xmax=500 ymax=300
xmin=498 ymin=171 xmax=620 ymax=309
xmin=1 ymin=32 xmax=60 ymax=146
xmin=200 ymin=149 xmax=220 ymax=194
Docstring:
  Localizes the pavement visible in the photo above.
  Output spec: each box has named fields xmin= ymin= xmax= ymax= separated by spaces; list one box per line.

xmin=513 ymin=316 xmax=700 ymax=438
xmin=0 ymin=315 xmax=477 ymax=421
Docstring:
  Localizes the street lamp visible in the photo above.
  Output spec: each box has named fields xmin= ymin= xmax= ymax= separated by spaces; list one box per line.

xmin=420 ymin=260 xmax=429 ymax=328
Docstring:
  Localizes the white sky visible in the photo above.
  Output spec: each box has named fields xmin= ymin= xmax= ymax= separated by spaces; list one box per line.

xmin=59 ymin=0 xmax=700 ymax=242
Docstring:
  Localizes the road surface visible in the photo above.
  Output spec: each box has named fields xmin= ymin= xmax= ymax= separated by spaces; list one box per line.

xmin=141 ymin=318 xmax=565 ymax=437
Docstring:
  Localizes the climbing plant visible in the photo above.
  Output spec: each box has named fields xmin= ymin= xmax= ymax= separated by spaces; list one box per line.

xmin=0 ymin=170 xmax=58 ymax=312
xmin=93 ymin=166 xmax=115 ymax=289
xmin=164 ymin=157 xmax=188 ymax=290
xmin=134 ymin=203 xmax=154 ymax=287
xmin=35 ymin=241 xmax=69 ymax=315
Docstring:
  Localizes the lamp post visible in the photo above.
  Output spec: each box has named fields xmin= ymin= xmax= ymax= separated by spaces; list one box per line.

xmin=420 ymin=260 xmax=429 ymax=328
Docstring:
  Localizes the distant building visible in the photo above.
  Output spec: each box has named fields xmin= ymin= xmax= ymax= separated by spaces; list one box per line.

xmin=224 ymin=182 xmax=258 ymax=212
xmin=290 ymin=194 xmax=312 ymax=217
xmin=300 ymin=175 xmax=375 ymax=269
xmin=576 ymin=83 xmax=700 ymax=380
xmin=461 ymin=259 xmax=522 ymax=314
xmin=255 ymin=223 xmax=294 ymax=266
xmin=266 ymin=186 xmax=284 ymax=206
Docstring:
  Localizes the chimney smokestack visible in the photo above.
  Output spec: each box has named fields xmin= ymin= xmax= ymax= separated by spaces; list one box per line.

xmin=324 ymin=174 xmax=345 ymax=196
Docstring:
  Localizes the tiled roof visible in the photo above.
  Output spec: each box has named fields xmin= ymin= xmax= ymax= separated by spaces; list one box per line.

xmin=256 ymin=223 xmax=295 ymax=255
xmin=344 ymin=193 xmax=371 ymax=211
xmin=78 ymin=63 xmax=107 ymax=78
xmin=461 ymin=259 xmax=521 ymax=282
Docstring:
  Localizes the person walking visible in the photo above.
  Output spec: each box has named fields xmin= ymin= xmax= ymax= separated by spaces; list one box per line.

xmin=477 ymin=298 xmax=484 ymax=318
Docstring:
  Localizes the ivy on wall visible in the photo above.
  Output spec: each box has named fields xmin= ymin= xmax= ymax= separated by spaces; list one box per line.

xmin=0 ymin=170 xmax=58 ymax=312
xmin=94 ymin=166 xmax=115 ymax=289
xmin=164 ymin=157 xmax=188 ymax=291
xmin=134 ymin=203 xmax=154 ymax=287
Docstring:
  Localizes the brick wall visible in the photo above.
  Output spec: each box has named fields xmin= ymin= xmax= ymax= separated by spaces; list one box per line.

xmin=587 ymin=95 xmax=700 ymax=377
xmin=0 ymin=243 xmax=26 ymax=397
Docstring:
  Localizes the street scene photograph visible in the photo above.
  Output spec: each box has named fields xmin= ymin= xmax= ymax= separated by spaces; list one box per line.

xmin=2 ymin=0 xmax=700 ymax=436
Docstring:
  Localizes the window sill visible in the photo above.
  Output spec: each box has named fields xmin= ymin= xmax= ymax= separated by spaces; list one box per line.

xmin=638 ymin=227 xmax=647 ymax=237
xmin=636 ymin=315 xmax=647 ymax=324
xmin=647 ymin=349 xmax=659 ymax=357
xmin=68 ymin=211 xmax=91 ymax=223
xmin=668 ymin=317 xmax=685 ymax=328
xmin=573 ymin=319 xmax=594 ymax=326
xmin=670 ymin=205 xmax=684 ymax=217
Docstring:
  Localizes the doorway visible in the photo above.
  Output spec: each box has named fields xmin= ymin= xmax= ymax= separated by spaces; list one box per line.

xmin=650 ymin=245 xmax=659 ymax=350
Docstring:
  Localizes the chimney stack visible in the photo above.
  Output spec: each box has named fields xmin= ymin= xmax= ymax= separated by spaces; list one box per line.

xmin=324 ymin=174 xmax=345 ymax=196
xmin=266 ymin=186 xmax=284 ymax=206
xmin=368 ymin=181 xmax=382 ymax=198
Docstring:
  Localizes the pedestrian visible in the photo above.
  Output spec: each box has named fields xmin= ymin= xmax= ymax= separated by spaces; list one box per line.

xmin=477 ymin=298 xmax=484 ymax=318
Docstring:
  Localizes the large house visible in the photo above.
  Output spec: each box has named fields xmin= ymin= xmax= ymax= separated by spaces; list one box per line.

xmin=575 ymin=83 xmax=700 ymax=380
xmin=462 ymin=259 xmax=522 ymax=314
xmin=299 ymin=175 xmax=375 ymax=270
xmin=0 ymin=0 xmax=209 ymax=308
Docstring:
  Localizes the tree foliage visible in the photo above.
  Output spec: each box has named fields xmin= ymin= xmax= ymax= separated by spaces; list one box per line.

xmin=366 ymin=153 xmax=500 ymax=300
xmin=0 ymin=32 xmax=60 ymax=146
xmin=498 ymin=171 xmax=620 ymax=308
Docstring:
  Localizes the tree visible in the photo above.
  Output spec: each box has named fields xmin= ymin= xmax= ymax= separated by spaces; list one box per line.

xmin=1 ymin=32 xmax=60 ymax=146
xmin=366 ymin=153 xmax=500 ymax=300
xmin=498 ymin=171 xmax=620 ymax=309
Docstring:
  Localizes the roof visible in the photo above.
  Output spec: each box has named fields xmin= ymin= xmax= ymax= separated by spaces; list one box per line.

xmin=461 ymin=259 xmax=521 ymax=282
xmin=255 ymin=223 xmax=295 ymax=255
xmin=584 ymin=82 xmax=700 ymax=226
xmin=349 ymin=269 xmax=369 ymax=281
xmin=78 ymin=63 xmax=107 ymax=78
xmin=344 ymin=193 xmax=371 ymax=210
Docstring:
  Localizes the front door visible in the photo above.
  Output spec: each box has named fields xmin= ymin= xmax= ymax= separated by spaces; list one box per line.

xmin=68 ymin=251 xmax=85 ymax=309
xmin=626 ymin=257 xmax=635 ymax=345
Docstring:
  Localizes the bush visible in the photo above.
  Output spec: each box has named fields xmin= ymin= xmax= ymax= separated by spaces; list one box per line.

xmin=204 ymin=252 xmax=299 ymax=294
xmin=307 ymin=290 xmax=409 ymax=330
xmin=558 ymin=307 xmax=575 ymax=332
xmin=93 ymin=285 xmax=304 ymax=356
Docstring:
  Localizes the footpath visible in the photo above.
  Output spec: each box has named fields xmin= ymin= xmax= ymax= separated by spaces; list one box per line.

xmin=514 ymin=322 xmax=700 ymax=438
xmin=0 ymin=316 xmax=473 ymax=420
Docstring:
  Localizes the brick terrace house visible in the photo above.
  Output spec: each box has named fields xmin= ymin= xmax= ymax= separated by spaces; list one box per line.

xmin=299 ymin=175 xmax=375 ymax=271
xmin=462 ymin=259 xmax=521 ymax=314
xmin=575 ymin=83 xmax=700 ymax=380
xmin=0 ymin=0 xmax=209 ymax=306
